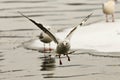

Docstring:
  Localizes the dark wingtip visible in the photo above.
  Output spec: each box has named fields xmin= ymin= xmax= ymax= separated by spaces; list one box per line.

xmin=80 ymin=23 xmax=83 ymax=26
xmin=17 ymin=11 xmax=44 ymax=30
xmin=17 ymin=11 xmax=32 ymax=21
xmin=79 ymin=12 xmax=93 ymax=26
xmin=88 ymin=12 xmax=93 ymax=17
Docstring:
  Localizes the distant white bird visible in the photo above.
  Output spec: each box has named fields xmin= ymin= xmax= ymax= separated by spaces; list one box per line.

xmin=19 ymin=12 xmax=93 ymax=65
xmin=18 ymin=11 xmax=53 ymax=53
xmin=102 ymin=0 xmax=117 ymax=22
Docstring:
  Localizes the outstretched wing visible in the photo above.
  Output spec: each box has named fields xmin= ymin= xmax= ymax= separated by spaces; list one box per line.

xmin=65 ymin=12 xmax=93 ymax=40
xmin=18 ymin=11 xmax=59 ymax=44
xmin=65 ymin=26 xmax=78 ymax=40
xmin=80 ymin=12 xmax=93 ymax=26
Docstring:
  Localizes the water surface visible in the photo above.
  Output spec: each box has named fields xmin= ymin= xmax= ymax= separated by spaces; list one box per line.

xmin=0 ymin=0 xmax=120 ymax=80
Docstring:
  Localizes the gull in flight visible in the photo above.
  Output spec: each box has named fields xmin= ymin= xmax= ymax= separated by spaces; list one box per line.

xmin=102 ymin=0 xmax=117 ymax=22
xmin=18 ymin=12 xmax=93 ymax=65
xmin=18 ymin=11 xmax=53 ymax=53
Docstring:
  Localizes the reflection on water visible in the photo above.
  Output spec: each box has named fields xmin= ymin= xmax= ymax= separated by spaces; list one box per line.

xmin=40 ymin=55 xmax=55 ymax=78
xmin=42 ymin=73 xmax=55 ymax=78
xmin=0 ymin=52 xmax=4 ymax=61
xmin=40 ymin=56 xmax=56 ymax=71
xmin=0 ymin=52 xmax=4 ymax=68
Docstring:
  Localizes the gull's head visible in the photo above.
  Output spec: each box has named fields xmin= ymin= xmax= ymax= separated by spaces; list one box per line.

xmin=62 ymin=41 xmax=69 ymax=46
xmin=38 ymin=33 xmax=43 ymax=39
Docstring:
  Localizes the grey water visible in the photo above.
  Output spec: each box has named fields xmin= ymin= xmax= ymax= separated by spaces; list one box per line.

xmin=0 ymin=0 xmax=120 ymax=80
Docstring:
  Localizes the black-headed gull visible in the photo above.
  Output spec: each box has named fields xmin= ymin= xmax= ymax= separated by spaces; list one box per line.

xmin=102 ymin=0 xmax=117 ymax=22
xmin=38 ymin=30 xmax=53 ymax=52
xmin=19 ymin=12 xmax=93 ymax=65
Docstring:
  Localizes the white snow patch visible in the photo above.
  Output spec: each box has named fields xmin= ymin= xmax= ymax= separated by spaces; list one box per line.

xmin=71 ymin=20 xmax=120 ymax=52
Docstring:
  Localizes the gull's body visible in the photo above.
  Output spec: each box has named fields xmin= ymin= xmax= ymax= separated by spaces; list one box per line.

xmin=102 ymin=0 xmax=117 ymax=22
xmin=39 ymin=32 xmax=52 ymax=43
xmin=39 ymin=31 xmax=52 ymax=52
xmin=56 ymin=40 xmax=70 ymax=55
xmin=19 ymin=12 xmax=93 ymax=65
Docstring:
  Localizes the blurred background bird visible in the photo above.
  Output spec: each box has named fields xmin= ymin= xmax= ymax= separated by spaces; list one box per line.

xmin=102 ymin=0 xmax=117 ymax=22
xmin=38 ymin=27 xmax=53 ymax=53
xmin=18 ymin=11 xmax=53 ymax=56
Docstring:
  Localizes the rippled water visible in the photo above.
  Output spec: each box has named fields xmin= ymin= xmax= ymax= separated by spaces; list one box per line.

xmin=0 ymin=0 xmax=120 ymax=80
